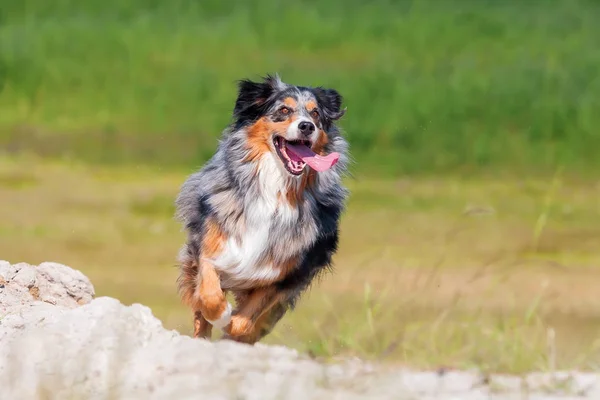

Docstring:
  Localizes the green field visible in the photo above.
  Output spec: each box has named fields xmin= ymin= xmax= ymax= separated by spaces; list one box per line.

xmin=2 ymin=0 xmax=600 ymax=175
xmin=1 ymin=0 xmax=600 ymax=375
xmin=2 ymin=155 xmax=600 ymax=373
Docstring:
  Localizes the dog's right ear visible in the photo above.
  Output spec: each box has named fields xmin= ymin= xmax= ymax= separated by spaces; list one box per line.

xmin=233 ymin=74 xmax=284 ymax=122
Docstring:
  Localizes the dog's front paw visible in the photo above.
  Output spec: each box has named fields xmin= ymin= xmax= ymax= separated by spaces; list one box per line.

xmin=205 ymin=301 xmax=232 ymax=329
xmin=224 ymin=315 xmax=253 ymax=336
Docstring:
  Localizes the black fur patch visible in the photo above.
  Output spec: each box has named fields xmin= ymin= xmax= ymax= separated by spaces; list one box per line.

xmin=232 ymin=74 xmax=346 ymax=133
xmin=233 ymin=75 xmax=280 ymax=128
xmin=276 ymin=229 xmax=339 ymax=308
xmin=275 ymin=198 xmax=343 ymax=304
xmin=310 ymin=87 xmax=346 ymax=130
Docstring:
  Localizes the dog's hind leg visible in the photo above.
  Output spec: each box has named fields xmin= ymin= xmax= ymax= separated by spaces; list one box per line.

xmin=177 ymin=250 xmax=211 ymax=338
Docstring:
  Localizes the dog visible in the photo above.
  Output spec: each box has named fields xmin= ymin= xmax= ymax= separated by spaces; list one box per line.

xmin=174 ymin=74 xmax=350 ymax=344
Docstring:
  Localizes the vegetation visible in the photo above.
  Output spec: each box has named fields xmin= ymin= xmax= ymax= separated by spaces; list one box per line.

xmin=2 ymin=155 xmax=600 ymax=373
xmin=2 ymin=0 xmax=600 ymax=175
xmin=2 ymin=0 xmax=599 ymax=374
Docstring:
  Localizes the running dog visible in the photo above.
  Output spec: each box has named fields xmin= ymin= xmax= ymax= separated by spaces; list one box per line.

xmin=175 ymin=74 xmax=349 ymax=344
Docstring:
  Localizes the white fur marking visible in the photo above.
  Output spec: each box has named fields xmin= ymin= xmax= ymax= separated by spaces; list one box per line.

xmin=285 ymin=117 xmax=319 ymax=145
xmin=210 ymin=153 xmax=299 ymax=284
xmin=206 ymin=301 xmax=232 ymax=329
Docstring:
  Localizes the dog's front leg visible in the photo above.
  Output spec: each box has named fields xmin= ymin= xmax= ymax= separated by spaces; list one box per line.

xmin=192 ymin=260 xmax=232 ymax=336
xmin=222 ymin=286 xmax=283 ymax=340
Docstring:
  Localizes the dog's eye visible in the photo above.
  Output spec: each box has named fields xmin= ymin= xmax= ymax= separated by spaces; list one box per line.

xmin=280 ymin=106 xmax=291 ymax=115
xmin=310 ymin=110 xmax=319 ymax=119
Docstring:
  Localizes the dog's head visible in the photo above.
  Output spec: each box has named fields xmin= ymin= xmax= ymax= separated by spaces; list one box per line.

xmin=232 ymin=74 xmax=346 ymax=176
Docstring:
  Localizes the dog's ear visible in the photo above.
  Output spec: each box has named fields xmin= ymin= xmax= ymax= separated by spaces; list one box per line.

xmin=233 ymin=74 xmax=284 ymax=122
xmin=312 ymin=87 xmax=346 ymax=129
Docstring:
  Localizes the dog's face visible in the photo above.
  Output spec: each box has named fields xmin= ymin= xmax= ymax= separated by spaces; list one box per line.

xmin=232 ymin=75 xmax=346 ymax=176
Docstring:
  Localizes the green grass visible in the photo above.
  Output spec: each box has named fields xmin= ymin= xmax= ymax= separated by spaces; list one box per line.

xmin=2 ymin=0 xmax=600 ymax=375
xmin=2 ymin=0 xmax=600 ymax=175
xmin=2 ymin=155 xmax=600 ymax=373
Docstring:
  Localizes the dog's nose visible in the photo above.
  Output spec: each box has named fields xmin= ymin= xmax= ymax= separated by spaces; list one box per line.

xmin=298 ymin=121 xmax=315 ymax=137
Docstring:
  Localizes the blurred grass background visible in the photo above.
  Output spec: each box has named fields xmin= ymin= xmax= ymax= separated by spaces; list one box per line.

xmin=1 ymin=0 xmax=600 ymax=374
xmin=2 ymin=0 xmax=600 ymax=174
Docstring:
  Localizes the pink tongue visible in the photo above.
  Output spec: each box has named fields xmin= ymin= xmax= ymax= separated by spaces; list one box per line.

xmin=285 ymin=143 xmax=340 ymax=172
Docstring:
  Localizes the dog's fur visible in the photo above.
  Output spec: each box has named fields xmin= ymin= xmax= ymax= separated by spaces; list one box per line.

xmin=174 ymin=74 xmax=349 ymax=343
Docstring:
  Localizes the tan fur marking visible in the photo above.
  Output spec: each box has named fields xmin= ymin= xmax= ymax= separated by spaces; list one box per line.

xmin=195 ymin=261 xmax=228 ymax=321
xmin=244 ymin=116 xmax=297 ymax=162
xmin=226 ymin=311 xmax=270 ymax=343
xmin=313 ymin=129 xmax=329 ymax=155
xmin=285 ymin=172 xmax=316 ymax=207
xmin=275 ymin=255 xmax=299 ymax=279
xmin=229 ymin=302 xmax=287 ymax=344
xmin=245 ymin=118 xmax=272 ymax=162
xmin=227 ymin=315 xmax=254 ymax=336
xmin=223 ymin=286 xmax=282 ymax=337
xmin=186 ymin=220 xmax=229 ymax=322
xmin=203 ymin=218 xmax=226 ymax=258
xmin=305 ymin=100 xmax=317 ymax=113
xmin=285 ymin=183 xmax=301 ymax=206
xmin=179 ymin=237 xmax=228 ymax=337
xmin=283 ymin=97 xmax=297 ymax=109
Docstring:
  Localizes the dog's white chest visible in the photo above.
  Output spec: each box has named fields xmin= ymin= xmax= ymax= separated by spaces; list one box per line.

xmin=211 ymin=153 xmax=299 ymax=288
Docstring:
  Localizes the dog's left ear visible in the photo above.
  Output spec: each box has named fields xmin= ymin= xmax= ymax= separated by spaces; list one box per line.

xmin=233 ymin=74 xmax=284 ymax=122
xmin=313 ymin=87 xmax=346 ymax=128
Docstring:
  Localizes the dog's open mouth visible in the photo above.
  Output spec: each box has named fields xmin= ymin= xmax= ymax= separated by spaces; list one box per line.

xmin=273 ymin=136 xmax=340 ymax=175
xmin=274 ymin=137 xmax=309 ymax=175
